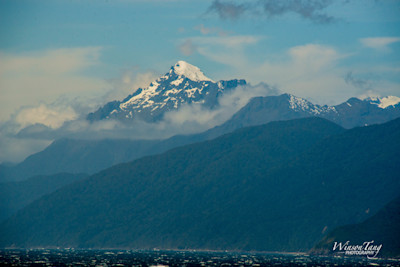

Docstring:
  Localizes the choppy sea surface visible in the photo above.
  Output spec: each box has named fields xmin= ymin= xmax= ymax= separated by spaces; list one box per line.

xmin=0 ymin=249 xmax=398 ymax=267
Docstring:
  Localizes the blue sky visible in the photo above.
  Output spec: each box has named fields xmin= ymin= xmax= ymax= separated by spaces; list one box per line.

xmin=0 ymin=0 xmax=400 ymax=162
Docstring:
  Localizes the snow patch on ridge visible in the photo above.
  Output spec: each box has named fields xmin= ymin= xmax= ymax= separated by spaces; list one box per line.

xmin=365 ymin=96 xmax=400 ymax=109
xmin=289 ymin=94 xmax=312 ymax=111
xmin=358 ymin=96 xmax=400 ymax=109
xmin=171 ymin=78 xmax=183 ymax=86
xmin=288 ymin=94 xmax=336 ymax=114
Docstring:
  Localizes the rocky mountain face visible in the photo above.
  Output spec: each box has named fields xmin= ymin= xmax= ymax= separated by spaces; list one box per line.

xmin=87 ymin=61 xmax=246 ymax=123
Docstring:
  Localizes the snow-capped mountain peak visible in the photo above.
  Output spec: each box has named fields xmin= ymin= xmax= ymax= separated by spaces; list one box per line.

xmin=87 ymin=61 xmax=245 ymax=123
xmin=362 ymin=96 xmax=400 ymax=109
xmin=170 ymin=60 xmax=214 ymax=82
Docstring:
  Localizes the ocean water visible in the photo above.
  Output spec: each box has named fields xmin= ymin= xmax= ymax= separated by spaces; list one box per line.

xmin=0 ymin=249 xmax=398 ymax=267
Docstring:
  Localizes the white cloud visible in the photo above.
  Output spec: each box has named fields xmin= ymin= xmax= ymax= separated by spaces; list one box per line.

xmin=190 ymin=39 xmax=359 ymax=104
xmin=0 ymin=47 xmax=101 ymax=74
xmin=17 ymin=83 xmax=278 ymax=140
xmin=185 ymin=34 xmax=399 ymax=105
xmin=1 ymin=82 xmax=278 ymax=164
xmin=15 ymin=104 xmax=78 ymax=130
xmin=148 ymin=83 xmax=279 ymax=135
xmin=0 ymin=47 xmax=108 ymax=122
xmin=360 ymin=37 xmax=400 ymax=50
xmin=178 ymin=35 xmax=262 ymax=63
xmin=0 ymin=47 xmax=164 ymax=163
xmin=289 ymin=44 xmax=341 ymax=72
xmin=184 ymin=35 xmax=263 ymax=75
xmin=249 ymin=44 xmax=356 ymax=104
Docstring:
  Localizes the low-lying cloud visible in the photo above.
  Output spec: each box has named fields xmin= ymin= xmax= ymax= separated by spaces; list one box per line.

xmin=0 ymin=47 xmax=163 ymax=163
xmin=0 ymin=47 xmax=107 ymax=122
xmin=164 ymin=82 xmax=279 ymax=131
xmin=0 ymin=82 xmax=279 ymax=163
xmin=15 ymin=104 xmax=78 ymax=130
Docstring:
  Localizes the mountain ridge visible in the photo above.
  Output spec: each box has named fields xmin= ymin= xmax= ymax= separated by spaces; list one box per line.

xmin=1 ymin=117 xmax=399 ymax=252
xmin=86 ymin=60 xmax=400 ymax=126
xmin=2 ymin=92 xmax=400 ymax=182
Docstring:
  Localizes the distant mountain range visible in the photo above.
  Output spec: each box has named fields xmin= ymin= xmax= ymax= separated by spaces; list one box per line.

xmin=1 ymin=117 xmax=399 ymax=252
xmin=87 ymin=61 xmax=246 ymax=123
xmin=87 ymin=60 xmax=400 ymax=128
xmin=3 ymin=61 xmax=399 ymax=182
xmin=222 ymin=93 xmax=400 ymax=129
xmin=2 ymin=92 xmax=399 ymax=182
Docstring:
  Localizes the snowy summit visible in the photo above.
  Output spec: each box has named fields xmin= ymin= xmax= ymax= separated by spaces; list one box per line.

xmin=87 ymin=61 xmax=245 ymax=123
xmin=171 ymin=61 xmax=214 ymax=82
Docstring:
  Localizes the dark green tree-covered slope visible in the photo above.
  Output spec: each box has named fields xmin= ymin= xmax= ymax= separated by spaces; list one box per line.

xmin=0 ymin=173 xmax=87 ymax=221
xmin=1 ymin=117 xmax=399 ymax=252
xmin=0 ymin=139 xmax=160 ymax=181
